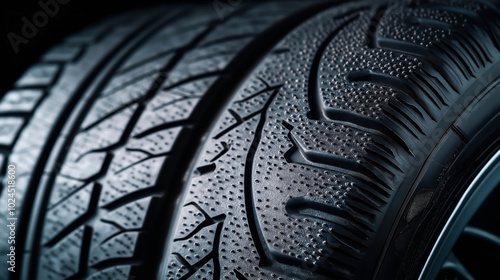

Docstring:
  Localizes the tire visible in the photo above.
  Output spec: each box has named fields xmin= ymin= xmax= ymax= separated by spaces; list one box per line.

xmin=1 ymin=0 xmax=500 ymax=279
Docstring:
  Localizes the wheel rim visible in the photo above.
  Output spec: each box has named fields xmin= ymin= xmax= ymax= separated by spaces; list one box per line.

xmin=420 ymin=149 xmax=500 ymax=280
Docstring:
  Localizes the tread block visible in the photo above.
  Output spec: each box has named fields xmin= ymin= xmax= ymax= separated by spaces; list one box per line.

xmin=83 ymin=89 xmax=144 ymax=130
xmin=199 ymin=2 xmax=301 ymax=45
xmin=99 ymin=157 xmax=165 ymax=206
xmin=163 ymin=59 xmax=225 ymax=88
xmin=165 ymin=254 xmax=190 ymax=279
xmin=12 ymin=111 xmax=54 ymax=154
xmin=99 ymin=70 xmax=160 ymax=100
xmin=178 ymin=117 xmax=261 ymax=278
xmin=173 ymin=204 xmax=208 ymax=240
xmin=0 ymin=117 xmax=24 ymax=146
xmin=163 ymin=76 xmax=218 ymax=97
xmin=154 ymin=76 xmax=217 ymax=109
xmin=48 ymin=176 xmax=87 ymax=208
xmin=60 ymin=152 xmax=108 ymax=181
xmin=182 ymin=40 xmax=245 ymax=63
xmin=90 ymin=198 xmax=154 ymax=267
xmin=42 ymin=45 xmax=83 ymax=62
xmin=38 ymin=226 xmax=86 ymax=280
xmin=211 ymin=110 xmax=239 ymax=138
xmin=380 ymin=5 xmax=467 ymax=48
xmin=86 ymin=265 xmax=132 ymax=280
xmin=102 ymin=196 xmax=153 ymax=230
xmin=108 ymin=147 xmax=150 ymax=174
xmin=132 ymin=99 xmax=200 ymax=137
xmin=68 ymin=104 xmax=138 ymax=162
xmin=15 ymin=64 xmax=60 ymax=87
xmin=127 ymin=126 xmax=182 ymax=155
xmin=237 ymin=77 xmax=268 ymax=100
xmin=0 ymin=89 xmax=44 ymax=113
xmin=88 ymin=231 xmax=141 ymax=266
xmin=130 ymin=76 xmax=218 ymax=137
xmin=90 ymin=221 xmax=120 ymax=249
xmin=232 ymin=87 xmax=277 ymax=119
xmin=189 ymin=259 xmax=215 ymax=280
xmin=286 ymin=118 xmax=404 ymax=179
xmin=171 ymin=222 xmax=218 ymax=266
xmin=199 ymin=26 xmax=256 ymax=47
xmin=119 ymin=15 xmax=214 ymax=71
xmin=289 ymin=119 xmax=369 ymax=161
xmin=193 ymin=141 xmax=230 ymax=174
xmin=42 ymin=184 xmax=97 ymax=244
xmin=102 ymin=53 xmax=173 ymax=96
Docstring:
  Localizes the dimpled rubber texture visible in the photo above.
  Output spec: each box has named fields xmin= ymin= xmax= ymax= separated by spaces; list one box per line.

xmin=0 ymin=2 xmax=318 ymax=280
xmin=161 ymin=0 xmax=500 ymax=280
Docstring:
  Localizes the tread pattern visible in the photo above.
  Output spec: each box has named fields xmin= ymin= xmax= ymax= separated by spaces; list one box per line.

xmin=1 ymin=1 xmax=499 ymax=280
xmin=38 ymin=226 xmax=88 ymax=280
xmin=164 ymin=0 xmax=500 ymax=279
xmin=0 ymin=11 xmax=155 ymax=278
xmin=0 ymin=2 xmax=313 ymax=280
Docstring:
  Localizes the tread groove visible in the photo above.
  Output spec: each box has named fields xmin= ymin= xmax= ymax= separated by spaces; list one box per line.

xmin=43 ymin=184 xmax=101 ymax=247
xmin=366 ymin=4 xmax=388 ymax=48
xmin=285 ymin=134 xmax=393 ymax=190
xmin=234 ymin=269 xmax=249 ymax=280
xmin=347 ymin=69 xmax=435 ymax=120
xmin=243 ymin=88 xmax=280 ymax=267
xmin=407 ymin=16 xmax=454 ymax=30
xmin=75 ymin=104 xmax=142 ymax=161
xmin=307 ymin=14 xmax=360 ymax=120
xmin=161 ymin=70 xmax=225 ymax=92
xmin=100 ymin=187 xmax=160 ymax=210
xmin=199 ymin=33 xmax=258 ymax=48
xmin=132 ymin=120 xmax=190 ymax=139
xmin=101 ymin=69 xmax=160 ymax=97
xmin=81 ymin=99 xmax=141 ymax=132
xmin=116 ymin=47 xmax=181 ymax=75
xmin=113 ymin=153 xmax=170 ymax=175
xmin=9 ymin=8 xmax=187 ymax=280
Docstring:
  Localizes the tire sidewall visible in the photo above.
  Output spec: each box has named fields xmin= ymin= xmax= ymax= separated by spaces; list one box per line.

xmin=375 ymin=65 xmax=500 ymax=279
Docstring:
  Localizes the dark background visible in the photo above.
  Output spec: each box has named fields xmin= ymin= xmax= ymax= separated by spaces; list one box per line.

xmin=1 ymin=0 xmax=214 ymax=94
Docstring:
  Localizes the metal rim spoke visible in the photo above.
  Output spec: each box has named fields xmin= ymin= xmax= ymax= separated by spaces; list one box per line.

xmin=462 ymin=226 xmax=500 ymax=250
xmin=421 ymin=150 xmax=500 ymax=280
xmin=442 ymin=253 xmax=475 ymax=280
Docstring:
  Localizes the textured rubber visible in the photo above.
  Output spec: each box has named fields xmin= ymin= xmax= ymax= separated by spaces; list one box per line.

xmin=0 ymin=0 xmax=499 ymax=279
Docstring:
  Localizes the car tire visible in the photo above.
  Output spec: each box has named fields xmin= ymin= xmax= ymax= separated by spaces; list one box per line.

xmin=1 ymin=0 xmax=500 ymax=279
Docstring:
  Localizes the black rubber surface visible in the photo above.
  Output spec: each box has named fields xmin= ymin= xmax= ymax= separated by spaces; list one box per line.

xmin=1 ymin=0 xmax=499 ymax=279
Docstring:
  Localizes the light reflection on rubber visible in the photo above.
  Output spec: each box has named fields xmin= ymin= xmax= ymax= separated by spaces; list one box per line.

xmin=419 ymin=149 xmax=500 ymax=280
